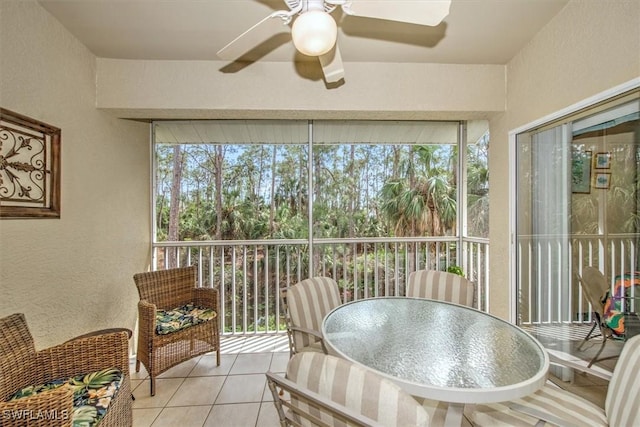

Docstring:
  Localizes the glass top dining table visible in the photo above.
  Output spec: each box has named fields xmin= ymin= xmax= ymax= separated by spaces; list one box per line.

xmin=322 ymin=297 xmax=549 ymax=426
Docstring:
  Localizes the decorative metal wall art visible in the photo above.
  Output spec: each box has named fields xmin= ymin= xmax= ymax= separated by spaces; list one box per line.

xmin=0 ymin=108 xmax=61 ymax=218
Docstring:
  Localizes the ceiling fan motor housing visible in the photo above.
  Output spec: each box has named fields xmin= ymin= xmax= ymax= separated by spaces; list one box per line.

xmin=285 ymin=0 xmax=336 ymax=13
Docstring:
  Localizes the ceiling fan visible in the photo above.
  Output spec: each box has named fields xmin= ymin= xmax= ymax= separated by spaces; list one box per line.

xmin=216 ymin=0 xmax=451 ymax=84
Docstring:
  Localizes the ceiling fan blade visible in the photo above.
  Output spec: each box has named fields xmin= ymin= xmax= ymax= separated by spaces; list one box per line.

xmin=318 ymin=44 xmax=344 ymax=83
xmin=217 ymin=14 xmax=291 ymax=60
xmin=343 ymin=0 xmax=451 ymax=26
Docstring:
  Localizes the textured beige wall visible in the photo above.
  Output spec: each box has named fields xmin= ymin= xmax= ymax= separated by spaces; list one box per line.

xmin=2 ymin=0 xmax=637 ymax=336
xmin=489 ymin=0 xmax=640 ymax=319
xmin=96 ymin=60 xmax=506 ymax=120
xmin=0 ymin=1 xmax=150 ymax=349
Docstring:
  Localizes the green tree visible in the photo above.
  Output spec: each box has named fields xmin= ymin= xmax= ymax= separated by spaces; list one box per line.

xmin=380 ymin=145 xmax=456 ymax=237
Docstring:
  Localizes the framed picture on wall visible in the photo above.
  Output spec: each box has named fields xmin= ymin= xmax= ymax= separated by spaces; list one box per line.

xmin=593 ymin=172 xmax=611 ymax=189
xmin=594 ymin=152 xmax=611 ymax=169
xmin=571 ymin=150 xmax=592 ymax=194
xmin=0 ymin=108 xmax=61 ymax=218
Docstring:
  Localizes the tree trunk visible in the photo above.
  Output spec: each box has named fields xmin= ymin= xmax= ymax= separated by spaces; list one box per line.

xmin=349 ymin=145 xmax=356 ymax=238
xmin=168 ymin=145 xmax=184 ymax=268
xmin=215 ymin=145 xmax=223 ymax=240
xmin=270 ymin=145 xmax=277 ymax=234
xmin=409 ymin=146 xmax=417 ymax=236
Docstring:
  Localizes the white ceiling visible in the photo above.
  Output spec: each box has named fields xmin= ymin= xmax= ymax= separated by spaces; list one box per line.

xmin=38 ymin=0 xmax=569 ymax=65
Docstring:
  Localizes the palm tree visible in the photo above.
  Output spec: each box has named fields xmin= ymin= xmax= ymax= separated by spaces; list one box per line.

xmin=466 ymin=133 xmax=490 ymax=237
xmin=380 ymin=145 xmax=456 ymax=237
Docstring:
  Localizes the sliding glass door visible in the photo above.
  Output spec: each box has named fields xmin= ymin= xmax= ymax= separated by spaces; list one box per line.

xmin=516 ymin=92 xmax=640 ymax=326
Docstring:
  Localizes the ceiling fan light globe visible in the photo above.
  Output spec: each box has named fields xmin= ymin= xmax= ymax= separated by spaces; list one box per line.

xmin=291 ymin=10 xmax=337 ymax=57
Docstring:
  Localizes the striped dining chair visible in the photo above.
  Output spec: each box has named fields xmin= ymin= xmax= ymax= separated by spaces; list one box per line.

xmin=282 ymin=277 xmax=342 ymax=357
xmin=266 ymin=352 xmax=430 ymax=427
xmin=407 ymin=270 xmax=475 ymax=307
xmin=468 ymin=334 xmax=640 ymax=427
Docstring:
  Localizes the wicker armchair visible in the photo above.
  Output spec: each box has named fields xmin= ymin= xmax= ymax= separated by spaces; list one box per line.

xmin=0 ymin=313 xmax=132 ymax=427
xmin=133 ymin=265 xmax=220 ymax=396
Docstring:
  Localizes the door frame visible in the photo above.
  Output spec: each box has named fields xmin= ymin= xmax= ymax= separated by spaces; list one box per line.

xmin=508 ymin=78 xmax=640 ymax=324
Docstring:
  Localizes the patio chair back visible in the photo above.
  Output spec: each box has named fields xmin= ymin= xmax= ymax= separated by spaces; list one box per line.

xmin=0 ymin=314 xmax=39 ymax=402
xmin=577 ymin=266 xmax=616 ymax=367
xmin=286 ymin=277 xmax=341 ymax=353
xmin=135 ymin=264 xmax=199 ymax=310
xmin=407 ymin=270 xmax=475 ymax=307
xmin=581 ymin=266 xmax=608 ymax=316
xmin=266 ymin=352 xmax=429 ymax=427
xmin=606 ymin=334 xmax=640 ymax=426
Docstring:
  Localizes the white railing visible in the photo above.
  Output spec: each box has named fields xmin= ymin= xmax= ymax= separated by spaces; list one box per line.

xmin=152 ymin=237 xmax=490 ymax=335
xmin=518 ymin=233 xmax=640 ymax=325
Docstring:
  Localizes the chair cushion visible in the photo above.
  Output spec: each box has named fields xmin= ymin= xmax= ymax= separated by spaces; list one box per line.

xmin=296 ymin=340 xmax=325 ymax=354
xmin=9 ymin=368 xmax=123 ymax=427
xmin=603 ymin=272 xmax=640 ymax=335
xmin=155 ymin=303 xmax=216 ymax=335
xmin=416 ymin=397 xmax=476 ymax=427
xmin=470 ymin=381 xmax=607 ymax=427
xmin=287 ymin=352 xmax=430 ymax=427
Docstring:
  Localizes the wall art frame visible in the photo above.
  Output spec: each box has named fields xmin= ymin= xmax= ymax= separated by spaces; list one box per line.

xmin=593 ymin=152 xmax=611 ymax=169
xmin=0 ymin=108 xmax=61 ymax=218
xmin=593 ymin=172 xmax=611 ymax=189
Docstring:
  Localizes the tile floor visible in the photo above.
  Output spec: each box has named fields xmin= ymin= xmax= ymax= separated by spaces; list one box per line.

xmin=131 ymin=328 xmax=614 ymax=427
xmin=131 ymin=335 xmax=290 ymax=427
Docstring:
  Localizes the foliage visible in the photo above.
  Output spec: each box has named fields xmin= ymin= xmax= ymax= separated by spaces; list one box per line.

xmin=155 ymin=140 xmax=489 ymax=242
xmin=447 ymin=265 xmax=465 ymax=277
xmin=155 ymin=128 xmax=490 ymax=330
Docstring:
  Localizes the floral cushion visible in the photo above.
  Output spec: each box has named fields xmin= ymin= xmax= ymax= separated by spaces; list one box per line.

xmin=155 ymin=303 xmax=216 ymax=335
xmin=9 ymin=368 xmax=123 ymax=427
xmin=603 ymin=272 xmax=640 ymax=336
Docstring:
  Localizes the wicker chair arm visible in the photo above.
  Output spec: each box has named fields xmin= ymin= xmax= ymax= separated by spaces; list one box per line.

xmin=192 ymin=287 xmax=219 ymax=312
xmin=35 ymin=331 xmax=130 ymax=382
xmin=138 ymin=298 xmax=157 ymax=329
xmin=0 ymin=383 xmax=74 ymax=427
